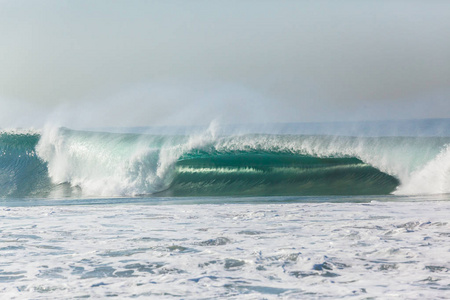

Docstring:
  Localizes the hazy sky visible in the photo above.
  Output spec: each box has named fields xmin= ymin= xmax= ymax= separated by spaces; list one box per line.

xmin=1 ymin=0 xmax=450 ymax=127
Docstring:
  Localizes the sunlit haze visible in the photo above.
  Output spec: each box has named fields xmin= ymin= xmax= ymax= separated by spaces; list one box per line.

xmin=1 ymin=0 xmax=449 ymax=128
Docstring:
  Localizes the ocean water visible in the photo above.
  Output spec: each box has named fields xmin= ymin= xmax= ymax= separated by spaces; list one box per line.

xmin=1 ymin=121 xmax=450 ymax=298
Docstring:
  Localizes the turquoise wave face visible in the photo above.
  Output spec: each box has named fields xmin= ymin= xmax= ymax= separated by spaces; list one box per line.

xmin=0 ymin=131 xmax=51 ymax=197
xmin=165 ymin=153 xmax=400 ymax=196
xmin=1 ymin=127 xmax=449 ymax=198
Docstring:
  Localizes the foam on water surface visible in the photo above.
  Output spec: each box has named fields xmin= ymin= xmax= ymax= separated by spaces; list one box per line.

xmin=1 ymin=200 xmax=449 ymax=299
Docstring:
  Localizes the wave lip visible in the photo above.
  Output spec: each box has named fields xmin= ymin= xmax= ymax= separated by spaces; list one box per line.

xmin=1 ymin=126 xmax=450 ymax=198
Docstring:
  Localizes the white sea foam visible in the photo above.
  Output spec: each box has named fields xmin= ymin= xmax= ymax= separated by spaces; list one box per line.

xmin=0 ymin=200 xmax=449 ymax=299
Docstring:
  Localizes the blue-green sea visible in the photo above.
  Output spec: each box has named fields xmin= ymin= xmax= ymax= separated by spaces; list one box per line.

xmin=1 ymin=120 xmax=450 ymax=299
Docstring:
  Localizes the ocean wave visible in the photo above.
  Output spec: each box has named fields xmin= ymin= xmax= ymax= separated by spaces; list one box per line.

xmin=1 ymin=126 xmax=449 ymax=198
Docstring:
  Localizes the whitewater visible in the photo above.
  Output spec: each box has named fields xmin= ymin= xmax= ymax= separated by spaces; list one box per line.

xmin=1 ymin=121 xmax=450 ymax=299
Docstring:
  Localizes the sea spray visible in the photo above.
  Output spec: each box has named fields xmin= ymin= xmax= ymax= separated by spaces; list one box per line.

xmin=394 ymin=144 xmax=450 ymax=195
xmin=36 ymin=126 xmax=173 ymax=196
xmin=35 ymin=123 xmax=220 ymax=196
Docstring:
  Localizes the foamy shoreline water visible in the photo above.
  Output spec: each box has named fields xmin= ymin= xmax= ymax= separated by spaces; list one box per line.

xmin=1 ymin=200 xmax=449 ymax=299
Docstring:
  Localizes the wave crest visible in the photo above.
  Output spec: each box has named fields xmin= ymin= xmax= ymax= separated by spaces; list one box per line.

xmin=1 ymin=126 xmax=449 ymax=197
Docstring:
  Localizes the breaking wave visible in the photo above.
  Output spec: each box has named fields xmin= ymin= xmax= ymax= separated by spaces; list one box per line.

xmin=1 ymin=126 xmax=450 ymax=198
